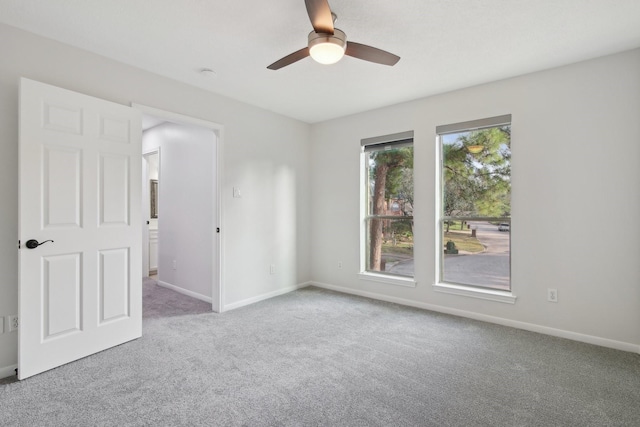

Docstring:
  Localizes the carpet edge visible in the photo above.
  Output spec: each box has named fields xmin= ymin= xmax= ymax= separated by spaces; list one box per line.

xmin=223 ymin=282 xmax=312 ymax=312
xmin=310 ymin=281 xmax=640 ymax=354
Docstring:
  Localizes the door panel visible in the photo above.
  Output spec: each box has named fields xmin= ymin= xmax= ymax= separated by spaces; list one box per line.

xmin=99 ymin=154 xmax=130 ymax=225
xmin=43 ymin=253 xmax=82 ymax=339
xmin=99 ymin=115 xmax=131 ymax=143
xmin=19 ymin=78 xmax=142 ymax=380
xmin=42 ymin=102 xmax=83 ymax=134
xmin=43 ymin=146 xmax=82 ymax=228
xmin=99 ymin=248 xmax=130 ymax=323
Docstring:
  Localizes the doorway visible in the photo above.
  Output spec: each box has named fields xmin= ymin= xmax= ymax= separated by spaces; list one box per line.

xmin=136 ymin=104 xmax=223 ymax=313
xmin=142 ymin=150 xmax=160 ymax=280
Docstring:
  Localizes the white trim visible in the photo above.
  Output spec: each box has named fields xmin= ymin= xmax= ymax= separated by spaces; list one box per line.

xmin=358 ymin=272 xmax=416 ymax=288
xmin=215 ymin=128 xmax=224 ymax=313
xmin=132 ymin=103 xmax=224 ymax=313
xmin=436 ymin=114 xmax=512 ymax=135
xmin=310 ymin=281 xmax=640 ymax=354
xmin=433 ymin=282 xmax=516 ymax=304
xmin=434 ymin=134 xmax=444 ymax=287
xmin=361 ymin=130 xmax=414 ymax=147
xmin=0 ymin=364 xmax=17 ymax=380
xmin=224 ymin=282 xmax=312 ymax=312
xmin=359 ymin=154 xmax=367 ymax=275
xmin=141 ymin=152 xmax=149 ymax=277
xmin=133 ymin=104 xmax=224 ymax=131
xmin=157 ymin=280 xmax=212 ymax=304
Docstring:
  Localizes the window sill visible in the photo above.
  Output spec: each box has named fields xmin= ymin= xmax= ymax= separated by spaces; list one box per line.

xmin=359 ymin=272 xmax=417 ymax=288
xmin=432 ymin=282 xmax=516 ymax=304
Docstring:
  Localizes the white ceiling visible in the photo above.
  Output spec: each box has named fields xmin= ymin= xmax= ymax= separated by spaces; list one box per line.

xmin=2 ymin=0 xmax=640 ymax=123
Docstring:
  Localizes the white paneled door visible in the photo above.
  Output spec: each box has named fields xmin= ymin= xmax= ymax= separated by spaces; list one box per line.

xmin=18 ymin=78 xmax=142 ymax=380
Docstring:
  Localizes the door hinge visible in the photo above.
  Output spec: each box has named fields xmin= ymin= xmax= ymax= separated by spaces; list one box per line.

xmin=18 ymin=240 xmax=21 ymax=249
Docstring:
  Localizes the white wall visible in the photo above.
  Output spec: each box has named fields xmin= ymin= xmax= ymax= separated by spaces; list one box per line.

xmin=310 ymin=49 xmax=640 ymax=351
xmin=1 ymin=21 xmax=638 ymax=378
xmin=148 ymin=153 xmax=159 ymax=180
xmin=0 ymin=23 xmax=311 ymax=376
xmin=143 ymin=123 xmax=215 ymax=300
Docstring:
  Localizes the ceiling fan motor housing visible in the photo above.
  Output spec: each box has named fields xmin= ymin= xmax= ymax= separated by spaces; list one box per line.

xmin=308 ymin=29 xmax=347 ymax=64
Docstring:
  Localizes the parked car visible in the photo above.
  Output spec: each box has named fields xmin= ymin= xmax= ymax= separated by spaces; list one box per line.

xmin=498 ymin=223 xmax=510 ymax=232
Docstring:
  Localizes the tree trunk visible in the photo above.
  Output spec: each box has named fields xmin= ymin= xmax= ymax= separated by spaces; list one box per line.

xmin=370 ymin=163 xmax=388 ymax=271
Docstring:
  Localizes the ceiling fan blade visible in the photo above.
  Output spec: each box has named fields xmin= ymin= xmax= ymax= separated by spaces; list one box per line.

xmin=305 ymin=0 xmax=334 ymax=34
xmin=345 ymin=42 xmax=400 ymax=66
xmin=267 ymin=47 xmax=310 ymax=70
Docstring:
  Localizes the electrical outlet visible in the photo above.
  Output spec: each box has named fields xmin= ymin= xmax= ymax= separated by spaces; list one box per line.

xmin=8 ymin=315 xmax=18 ymax=332
xmin=338 ymin=261 xmax=343 ymax=269
xmin=547 ymin=288 xmax=558 ymax=303
xmin=270 ymin=264 xmax=275 ymax=275
xmin=172 ymin=260 xmax=177 ymax=270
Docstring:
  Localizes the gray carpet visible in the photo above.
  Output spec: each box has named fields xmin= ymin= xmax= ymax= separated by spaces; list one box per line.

xmin=1 ymin=283 xmax=639 ymax=426
xmin=142 ymin=277 xmax=211 ymax=318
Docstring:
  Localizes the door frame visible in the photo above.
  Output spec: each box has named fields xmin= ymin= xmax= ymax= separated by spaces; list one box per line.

xmin=133 ymin=103 xmax=224 ymax=313
xmin=142 ymin=149 xmax=160 ymax=278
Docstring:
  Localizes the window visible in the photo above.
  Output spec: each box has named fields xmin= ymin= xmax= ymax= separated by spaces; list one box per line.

xmin=362 ymin=131 xmax=414 ymax=278
xmin=437 ymin=115 xmax=511 ymax=291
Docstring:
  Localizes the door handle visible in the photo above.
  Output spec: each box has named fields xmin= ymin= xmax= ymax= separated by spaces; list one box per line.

xmin=25 ymin=239 xmax=54 ymax=249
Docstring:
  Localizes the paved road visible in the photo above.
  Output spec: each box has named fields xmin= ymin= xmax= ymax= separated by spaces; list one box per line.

xmin=386 ymin=221 xmax=510 ymax=290
xmin=442 ymin=221 xmax=510 ymax=290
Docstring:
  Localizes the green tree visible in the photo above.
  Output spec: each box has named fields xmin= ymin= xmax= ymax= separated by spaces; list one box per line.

xmin=396 ymin=163 xmax=414 ymax=216
xmin=443 ymin=127 xmax=510 ymax=228
xmin=369 ymin=147 xmax=413 ymax=271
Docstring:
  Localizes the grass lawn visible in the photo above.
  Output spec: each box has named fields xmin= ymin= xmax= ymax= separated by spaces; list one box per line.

xmin=378 ymin=228 xmax=484 ymax=257
xmin=382 ymin=241 xmax=413 ymax=256
xmin=444 ymin=230 xmax=484 ymax=253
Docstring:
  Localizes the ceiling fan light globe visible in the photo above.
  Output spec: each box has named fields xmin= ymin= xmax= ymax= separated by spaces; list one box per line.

xmin=310 ymin=43 xmax=345 ymax=64
xmin=308 ymin=29 xmax=346 ymax=65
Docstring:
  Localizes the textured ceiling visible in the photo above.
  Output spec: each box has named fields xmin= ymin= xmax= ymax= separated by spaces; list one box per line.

xmin=1 ymin=0 xmax=640 ymax=123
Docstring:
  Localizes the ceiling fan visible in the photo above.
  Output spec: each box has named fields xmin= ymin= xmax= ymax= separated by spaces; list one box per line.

xmin=267 ymin=0 xmax=400 ymax=70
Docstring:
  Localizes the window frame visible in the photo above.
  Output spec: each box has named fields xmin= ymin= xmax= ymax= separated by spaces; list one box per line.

xmin=435 ymin=115 xmax=515 ymax=300
xmin=360 ymin=131 xmax=416 ymax=285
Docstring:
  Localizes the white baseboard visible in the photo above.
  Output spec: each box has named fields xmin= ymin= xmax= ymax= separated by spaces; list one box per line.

xmin=0 ymin=364 xmax=17 ymax=380
xmin=224 ymin=281 xmax=312 ymax=312
xmin=310 ymin=281 xmax=640 ymax=354
xmin=157 ymin=280 xmax=212 ymax=304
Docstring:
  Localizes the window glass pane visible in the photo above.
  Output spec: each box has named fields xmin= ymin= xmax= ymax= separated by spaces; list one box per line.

xmin=365 ymin=145 xmax=413 ymax=278
xmin=440 ymin=124 xmax=511 ymax=290
xmin=442 ymin=220 xmax=510 ymax=291
xmin=367 ymin=147 xmax=414 ymax=216
xmin=367 ymin=218 xmax=414 ymax=277
xmin=442 ymin=127 xmax=511 ymax=218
